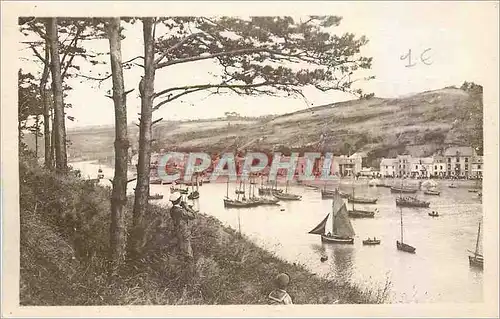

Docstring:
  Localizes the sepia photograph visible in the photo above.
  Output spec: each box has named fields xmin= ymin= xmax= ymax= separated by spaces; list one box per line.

xmin=1 ymin=1 xmax=499 ymax=317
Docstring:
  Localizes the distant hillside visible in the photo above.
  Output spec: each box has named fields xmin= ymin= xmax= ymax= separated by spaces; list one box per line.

xmin=24 ymin=86 xmax=483 ymax=167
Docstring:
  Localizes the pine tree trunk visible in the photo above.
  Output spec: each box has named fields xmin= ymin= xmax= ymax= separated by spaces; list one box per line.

xmin=129 ymin=18 xmax=156 ymax=259
xmin=34 ymin=115 xmax=39 ymax=158
xmin=107 ymin=17 xmax=129 ymax=266
xmin=40 ymin=39 xmax=52 ymax=168
xmin=51 ymin=111 xmax=56 ymax=167
xmin=46 ymin=18 xmax=67 ymax=172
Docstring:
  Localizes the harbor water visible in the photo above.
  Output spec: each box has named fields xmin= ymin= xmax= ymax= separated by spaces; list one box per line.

xmin=72 ymin=161 xmax=483 ymax=303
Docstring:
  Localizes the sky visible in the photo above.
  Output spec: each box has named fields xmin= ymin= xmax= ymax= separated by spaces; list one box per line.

xmin=18 ymin=1 xmax=498 ymax=129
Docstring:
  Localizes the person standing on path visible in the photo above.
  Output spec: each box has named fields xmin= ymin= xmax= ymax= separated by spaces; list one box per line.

xmin=169 ymin=192 xmax=197 ymax=261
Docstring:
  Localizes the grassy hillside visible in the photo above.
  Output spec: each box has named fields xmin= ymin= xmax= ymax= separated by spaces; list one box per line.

xmin=24 ymin=86 xmax=483 ymax=166
xmin=20 ymin=153 xmax=389 ymax=305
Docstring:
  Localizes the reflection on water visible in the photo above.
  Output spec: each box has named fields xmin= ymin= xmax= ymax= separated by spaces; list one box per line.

xmin=326 ymin=245 xmax=355 ymax=282
xmin=71 ymin=161 xmax=483 ymax=303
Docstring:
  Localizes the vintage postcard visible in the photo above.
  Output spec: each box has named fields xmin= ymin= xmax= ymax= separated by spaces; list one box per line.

xmin=1 ymin=1 xmax=499 ymax=318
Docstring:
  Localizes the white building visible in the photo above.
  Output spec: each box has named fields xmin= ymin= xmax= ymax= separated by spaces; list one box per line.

xmin=409 ymin=157 xmax=434 ymax=178
xmin=380 ymin=158 xmax=397 ymax=177
xmin=471 ymin=156 xmax=483 ymax=178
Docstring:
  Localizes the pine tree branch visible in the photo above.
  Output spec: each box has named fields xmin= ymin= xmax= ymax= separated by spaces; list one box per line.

xmin=156 ymin=47 xmax=269 ymax=69
xmin=153 ymin=81 xmax=278 ymax=110
xmin=154 ymin=32 xmax=202 ymax=66
xmin=60 ymin=25 xmax=83 ymax=69
xmin=29 ymin=45 xmax=47 ymax=64
xmin=154 ymin=81 xmax=272 ymax=99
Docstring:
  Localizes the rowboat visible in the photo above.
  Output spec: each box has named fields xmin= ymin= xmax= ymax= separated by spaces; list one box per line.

xmin=390 ymin=186 xmax=418 ymax=194
xmin=347 ymin=197 xmax=378 ymax=204
xmin=424 ymin=189 xmax=441 ymax=196
xmin=396 ymin=196 xmax=430 ymax=208
xmin=363 ymin=238 xmax=381 ymax=245
xmin=428 ymin=211 xmax=439 ymax=217
xmin=348 ymin=209 xmax=376 ymax=218
xmin=148 ymin=194 xmax=164 ymax=200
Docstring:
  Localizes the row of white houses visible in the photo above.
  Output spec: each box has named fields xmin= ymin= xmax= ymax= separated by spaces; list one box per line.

xmin=379 ymin=146 xmax=483 ymax=178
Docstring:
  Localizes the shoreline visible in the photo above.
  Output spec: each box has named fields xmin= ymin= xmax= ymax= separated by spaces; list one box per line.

xmin=21 ymin=157 xmax=388 ymax=305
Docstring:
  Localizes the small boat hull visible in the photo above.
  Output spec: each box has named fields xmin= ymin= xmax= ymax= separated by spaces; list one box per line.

xmin=397 ymin=241 xmax=416 ymax=253
xmin=148 ymin=195 xmax=164 ymax=200
xmin=348 ymin=210 xmax=375 ymax=218
xmin=468 ymin=189 xmax=478 ymax=193
xmin=321 ymin=190 xmax=349 ymax=199
xmin=468 ymin=256 xmax=484 ymax=269
xmin=428 ymin=212 xmax=439 ymax=217
xmin=347 ymin=198 xmax=378 ymax=204
xmin=396 ymin=198 xmax=430 ymax=208
xmin=258 ymin=188 xmax=283 ymax=196
xmin=223 ymin=199 xmax=258 ymax=208
xmin=362 ymin=239 xmax=381 ymax=245
xmin=321 ymin=234 xmax=354 ymax=244
xmin=274 ymin=193 xmax=302 ymax=201
xmin=424 ymin=190 xmax=440 ymax=196
xmin=391 ymin=187 xmax=418 ymax=194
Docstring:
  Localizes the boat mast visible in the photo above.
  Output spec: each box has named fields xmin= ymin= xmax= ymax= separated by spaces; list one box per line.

xmin=475 ymin=222 xmax=481 ymax=257
xmin=400 ymin=181 xmax=404 ymax=243
xmin=242 ymin=180 xmax=246 ymax=200
xmin=226 ymin=177 xmax=229 ymax=198
xmin=351 ymin=180 xmax=355 ymax=211
xmin=237 ymin=180 xmax=242 ymax=201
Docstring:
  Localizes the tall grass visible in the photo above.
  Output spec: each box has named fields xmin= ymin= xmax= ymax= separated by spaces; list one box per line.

xmin=20 ymin=155 xmax=390 ymax=305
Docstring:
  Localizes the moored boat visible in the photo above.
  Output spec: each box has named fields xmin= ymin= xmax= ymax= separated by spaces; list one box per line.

xmin=449 ymin=183 xmax=457 ymax=188
xmin=321 ymin=188 xmax=350 ymax=199
xmin=363 ymin=238 xmax=381 ymax=245
xmin=468 ymin=221 xmax=483 ymax=270
xmin=148 ymin=194 xmax=164 ymax=200
xmin=223 ymin=198 xmax=258 ymax=208
xmin=468 ymin=189 xmax=478 ymax=193
xmin=347 ymin=196 xmax=378 ymax=204
xmin=273 ymin=181 xmax=302 ymax=201
xmin=274 ymin=192 xmax=302 ymax=201
xmin=309 ymin=190 xmax=355 ymax=244
xmin=396 ymin=196 xmax=430 ymax=208
xmin=347 ymin=187 xmax=376 ymax=218
xmin=348 ymin=209 xmax=376 ymax=218
xmin=390 ymin=186 xmax=418 ymax=194
xmin=424 ymin=189 xmax=441 ymax=196
xmin=428 ymin=211 xmax=439 ymax=217
xmin=396 ymin=183 xmax=416 ymax=254
xmin=397 ymin=241 xmax=416 ymax=253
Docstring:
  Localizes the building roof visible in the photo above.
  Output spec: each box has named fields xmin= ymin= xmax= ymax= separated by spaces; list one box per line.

xmin=380 ymin=158 xmax=397 ymax=166
xmin=444 ymin=146 xmax=475 ymax=157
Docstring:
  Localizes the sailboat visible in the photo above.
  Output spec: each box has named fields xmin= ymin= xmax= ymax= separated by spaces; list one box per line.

xmin=251 ymin=176 xmax=280 ymax=206
xmin=309 ymin=190 xmax=355 ymax=244
xmin=396 ymin=190 xmax=416 ymax=253
xmin=258 ymin=176 xmax=283 ymax=196
xmin=223 ymin=179 xmax=257 ymax=208
xmin=348 ymin=185 xmax=375 ymax=218
xmin=468 ymin=222 xmax=483 ymax=269
xmin=273 ymin=180 xmax=302 ymax=201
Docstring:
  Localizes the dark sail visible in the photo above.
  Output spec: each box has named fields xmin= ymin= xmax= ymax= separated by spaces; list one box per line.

xmin=308 ymin=213 xmax=330 ymax=235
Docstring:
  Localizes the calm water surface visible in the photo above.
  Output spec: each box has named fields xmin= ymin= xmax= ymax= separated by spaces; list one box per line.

xmin=72 ymin=161 xmax=483 ymax=303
